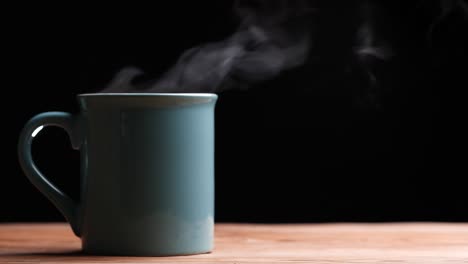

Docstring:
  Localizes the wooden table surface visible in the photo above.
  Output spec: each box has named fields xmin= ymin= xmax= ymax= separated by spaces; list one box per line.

xmin=1 ymin=223 xmax=468 ymax=263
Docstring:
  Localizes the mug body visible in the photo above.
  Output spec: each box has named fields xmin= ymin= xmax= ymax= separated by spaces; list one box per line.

xmin=77 ymin=93 xmax=217 ymax=256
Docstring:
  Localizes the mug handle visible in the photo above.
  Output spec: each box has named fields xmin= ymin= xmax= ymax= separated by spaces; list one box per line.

xmin=18 ymin=112 xmax=82 ymax=237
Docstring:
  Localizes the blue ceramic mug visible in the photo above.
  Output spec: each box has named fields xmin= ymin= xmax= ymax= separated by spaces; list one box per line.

xmin=18 ymin=93 xmax=218 ymax=256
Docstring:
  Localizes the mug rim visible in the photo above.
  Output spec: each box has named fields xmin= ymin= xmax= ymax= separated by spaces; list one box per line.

xmin=78 ymin=93 xmax=217 ymax=98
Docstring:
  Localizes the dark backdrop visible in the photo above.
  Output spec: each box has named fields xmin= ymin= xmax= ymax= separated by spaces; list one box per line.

xmin=3 ymin=1 xmax=468 ymax=223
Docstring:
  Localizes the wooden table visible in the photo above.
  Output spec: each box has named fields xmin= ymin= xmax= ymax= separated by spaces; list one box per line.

xmin=1 ymin=223 xmax=468 ymax=263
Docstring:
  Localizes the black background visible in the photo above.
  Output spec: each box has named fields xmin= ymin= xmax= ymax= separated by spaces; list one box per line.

xmin=3 ymin=1 xmax=468 ymax=223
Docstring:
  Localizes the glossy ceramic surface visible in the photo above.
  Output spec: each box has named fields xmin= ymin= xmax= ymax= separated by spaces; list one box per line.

xmin=18 ymin=93 xmax=218 ymax=256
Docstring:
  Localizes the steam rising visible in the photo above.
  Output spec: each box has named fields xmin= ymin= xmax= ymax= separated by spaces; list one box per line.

xmin=353 ymin=2 xmax=393 ymax=90
xmin=103 ymin=0 xmax=313 ymax=93
xmin=100 ymin=0 xmax=468 ymax=98
xmin=427 ymin=0 xmax=468 ymax=45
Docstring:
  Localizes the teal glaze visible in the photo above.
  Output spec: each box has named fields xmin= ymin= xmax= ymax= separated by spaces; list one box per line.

xmin=18 ymin=93 xmax=218 ymax=256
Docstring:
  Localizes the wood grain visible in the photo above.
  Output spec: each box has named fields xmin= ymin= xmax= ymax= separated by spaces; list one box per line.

xmin=1 ymin=223 xmax=468 ymax=263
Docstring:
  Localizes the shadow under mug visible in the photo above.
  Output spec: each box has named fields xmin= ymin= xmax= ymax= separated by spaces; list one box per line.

xmin=18 ymin=93 xmax=218 ymax=256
